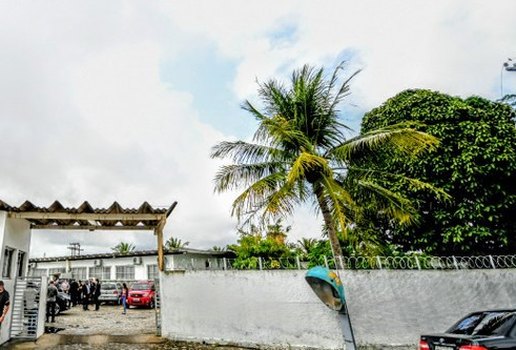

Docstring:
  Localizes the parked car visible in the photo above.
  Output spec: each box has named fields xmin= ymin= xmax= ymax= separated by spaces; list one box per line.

xmin=55 ymin=291 xmax=70 ymax=315
xmin=419 ymin=309 xmax=516 ymax=350
xmin=99 ymin=282 xmax=123 ymax=305
xmin=127 ymin=280 xmax=155 ymax=308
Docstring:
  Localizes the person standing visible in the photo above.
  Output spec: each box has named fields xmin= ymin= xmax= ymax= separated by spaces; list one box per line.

xmin=0 ymin=281 xmax=11 ymax=329
xmin=81 ymin=280 xmax=90 ymax=311
xmin=93 ymin=279 xmax=101 ymax=311
xmin=46 ymin=280 xmax=58 ymax=323
xmin=70 ymin=279 xmax=79 ymax=307
xmin=121 ymin=283 xmax=128 ymax=315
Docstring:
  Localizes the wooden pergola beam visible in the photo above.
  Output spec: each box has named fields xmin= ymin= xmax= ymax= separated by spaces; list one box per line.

xmin=8 ymin=212 xmax=165 ymax=221
xmin=30 ymin=225 xmax=155 ymax=231
xmin=156 ymin=202 xmax=177 ymax=271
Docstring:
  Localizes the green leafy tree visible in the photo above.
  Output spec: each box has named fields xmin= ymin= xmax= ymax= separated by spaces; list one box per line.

xmin=165 ymin=237 xmax=190 ymax=251
xmin=228 ymin=223 xmax=294 ymax=269
xmin=111 ymin=242 xmax=136 ymax=255
xmin=211 ymin=63 xmax=440 ymax=266
xmin=359 ymin=89 xmax=516 ymax=254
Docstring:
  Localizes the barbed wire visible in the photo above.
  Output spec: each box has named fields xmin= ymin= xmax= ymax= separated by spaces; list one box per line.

xmin=172 ymin=254 xmax=516 ymax=271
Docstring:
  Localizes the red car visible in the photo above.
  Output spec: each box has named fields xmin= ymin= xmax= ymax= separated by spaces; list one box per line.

xmin=127 ymin=280 xmax=156 ymax=308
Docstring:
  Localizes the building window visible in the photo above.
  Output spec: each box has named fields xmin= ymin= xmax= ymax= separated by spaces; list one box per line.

xmin=31 ymin=269 xmax=48 ymax=277
xmin=49 ymin=268 xmax=66 ymax=277
xmin=89 ymin=266 xmax=111 ymax=281
xmin=116 ymin=265 xmax=135 ymax=280
xmin=17 ymin=251 xmax=26 ymax=277
xmin=71 ymin=267 xmax=87 ymax=280
xmin=147 ymin=264 xmax=158 ymax=280
xmin=2 ymin=247 xmax=14 ymax=278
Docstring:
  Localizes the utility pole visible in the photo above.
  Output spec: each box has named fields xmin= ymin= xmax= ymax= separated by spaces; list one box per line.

xmin=67 ymin=242 xmax=84 ymax=257
xmin=501 ymin=58 xmax=516 ymax=98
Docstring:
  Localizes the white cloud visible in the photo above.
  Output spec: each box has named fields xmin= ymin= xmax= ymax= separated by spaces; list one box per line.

xmin=1 ymin=0 xmax=515 ymax=257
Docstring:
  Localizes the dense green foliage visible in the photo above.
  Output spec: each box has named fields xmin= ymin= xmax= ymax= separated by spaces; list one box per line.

xmin=359 ymin=90 xmax=516 ymax=254
xmin=211 ymin=64 xmax=440 ymax=264
xmin=228 ymin=223 xmax=295 ymax=269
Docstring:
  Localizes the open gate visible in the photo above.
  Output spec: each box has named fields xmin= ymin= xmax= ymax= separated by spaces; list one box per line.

xmin=9 ymin=276 xmax=47 ymax=340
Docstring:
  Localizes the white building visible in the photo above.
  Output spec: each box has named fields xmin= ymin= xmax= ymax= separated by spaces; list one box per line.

xmin=0 ymin=211 xmax=32 ymax=344
xmin=28 ymin=248 xmax=234 ymax=282
xmin=0 ymin=199 xmax=178 ymax=345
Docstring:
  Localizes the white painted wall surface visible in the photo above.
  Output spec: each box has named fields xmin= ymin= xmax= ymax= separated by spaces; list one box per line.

xmin=160 ymin=269 xmax=516 ymax=349
xmin=160 ymin=270 xmax=346 ymax=349
xmin=0 ymin=212 xmax=32 ymax=345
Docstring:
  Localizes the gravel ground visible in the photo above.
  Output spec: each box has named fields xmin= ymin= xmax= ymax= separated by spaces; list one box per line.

xmin=47 ymin=304 xmax=156 ymax=335
xmin=52 ymin=344 xmax=243 ymax=350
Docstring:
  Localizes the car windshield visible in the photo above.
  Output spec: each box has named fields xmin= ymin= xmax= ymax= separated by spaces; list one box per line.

xmin=101 ymin=283 xmax=116 ymax=290
xmin=448 ymin=311 xmax=516 ymax=336
xmin=131 ymin=283 xmax=152 ymax=291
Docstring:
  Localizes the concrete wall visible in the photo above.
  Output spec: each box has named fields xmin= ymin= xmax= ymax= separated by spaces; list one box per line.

xmin=159 ymin=269 xmax=516 ymax=349
xmin=0 ymin=212 xmax=32 ymax=345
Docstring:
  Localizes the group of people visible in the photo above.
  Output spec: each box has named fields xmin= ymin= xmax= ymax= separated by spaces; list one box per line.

xmin=46 ymin=277 xmax=130 ymax=322
xmin=46 ymin=277 xmax=103 ymax=323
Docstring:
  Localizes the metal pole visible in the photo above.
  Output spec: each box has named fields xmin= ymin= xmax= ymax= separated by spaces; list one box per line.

xmin=223 ymin=258 xmax=227 ymax=271
xmin=489 ymin=255 xmax=496 ymax=269
xmin=258 ymin=257 xmax=263 ymax=270
xmin=296 ymin=256 xmax=301 ymax=270
xmin=452 ymin=256 xmax=459 ymax=270
xmin=376 ymin=256 xmax=383 ymax=270
xmin=415 ymin=256 xmax=421 ymax=270
xmin=323 ymin=255 xmax=329 ymax=269
xmin=339 ymin=303 xmax=357 ymax=350
xmin=501 ymin=65 xmax=505 ymax=98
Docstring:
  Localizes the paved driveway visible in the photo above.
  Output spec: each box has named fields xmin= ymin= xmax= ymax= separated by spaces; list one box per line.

xmin=47 ymin=304 xmax=156 ymax=335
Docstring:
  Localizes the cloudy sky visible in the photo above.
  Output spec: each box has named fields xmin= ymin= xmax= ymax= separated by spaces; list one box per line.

xmin=1 ymin=1 xmax=515 ymax=257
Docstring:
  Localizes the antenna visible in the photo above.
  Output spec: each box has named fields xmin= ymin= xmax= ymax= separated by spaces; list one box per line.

xmin=67 ymin=242 xmax=84 ymax=257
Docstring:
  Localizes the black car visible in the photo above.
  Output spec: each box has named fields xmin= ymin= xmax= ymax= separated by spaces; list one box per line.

xmin=420 ymin=309 xmax=516 ymax=350
xmin=55 ymin=291 xmax=70 ymax=315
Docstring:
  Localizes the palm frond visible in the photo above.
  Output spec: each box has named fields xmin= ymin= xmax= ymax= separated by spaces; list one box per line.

xmin=214 ymin=162 xmax=285 ymax=192
xmin=347 ymin=166 xmax=451 ymax=202
xmin=356 ymin=180 xmax=417 ymax=225
xmin=211 ymin=141 xmax=285 ymax=164
xmin=329 ymin=122 xmax=437 ymax=161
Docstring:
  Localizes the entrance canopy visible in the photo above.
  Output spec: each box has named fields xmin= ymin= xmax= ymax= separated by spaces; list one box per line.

xmin=0 ymin=199 xmax=178 ymax=270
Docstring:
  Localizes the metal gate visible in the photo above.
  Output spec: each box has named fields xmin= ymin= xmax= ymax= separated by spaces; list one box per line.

xmin=10 ymin=277 xmax=44 ymax=340
xmin=154 ymin=278 xmax=161 ymax=336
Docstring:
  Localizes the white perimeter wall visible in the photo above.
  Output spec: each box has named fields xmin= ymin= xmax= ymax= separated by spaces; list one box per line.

xmin=161 ymin=270 xmax=346 ymax=349
xmin=160 ymin=269 xmax=516 ymax=349
xmin=0 ymin=212 xmax=31 ymax=345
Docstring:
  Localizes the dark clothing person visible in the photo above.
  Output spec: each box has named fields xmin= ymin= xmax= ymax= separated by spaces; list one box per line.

xmin=46 ymin=283 xmax=58 ymax=323
xmin=0 ymin=286 xmax=11 ymax=329
xmin=93 ymin=281 xmax=101 ymax=311
xmin=70 ymin=280 xmax=79 ymax=306
xmin=81 ymin=283 xmax=90 ymax=310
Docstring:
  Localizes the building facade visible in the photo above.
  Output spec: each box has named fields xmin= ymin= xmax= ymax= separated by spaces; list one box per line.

xmin=28 ymin=248 xmax=233 ymax=282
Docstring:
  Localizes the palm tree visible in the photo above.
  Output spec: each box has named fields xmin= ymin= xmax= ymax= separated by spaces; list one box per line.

xmin=211 ymin=63 xmax=445 ymax=268
xmin=111 ymin=242 xmax=136 ymax=255
xmin=165 ymin=237 xmax=190 ymax=251
xmin=297 ymin=238 xmax=318 ymax=255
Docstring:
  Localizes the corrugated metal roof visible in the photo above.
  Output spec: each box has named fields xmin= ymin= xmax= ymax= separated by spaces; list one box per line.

xmin=0 ymin=200 xmax=176 ymax=230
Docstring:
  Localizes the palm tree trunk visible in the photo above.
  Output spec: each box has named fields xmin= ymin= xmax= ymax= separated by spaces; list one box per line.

xmin=313 ymin=183 xmax=344 ymax=270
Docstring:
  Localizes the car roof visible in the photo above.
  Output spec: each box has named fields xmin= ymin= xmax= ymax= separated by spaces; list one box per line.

xmin=469 ymin=309 xmax=516 ymax=314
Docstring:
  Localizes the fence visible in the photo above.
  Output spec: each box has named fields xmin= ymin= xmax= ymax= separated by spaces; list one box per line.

xmin=9 ymin=276 xmax=46 ymax=340
xmin=170 ymin=254 xmax=516 ymax=271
